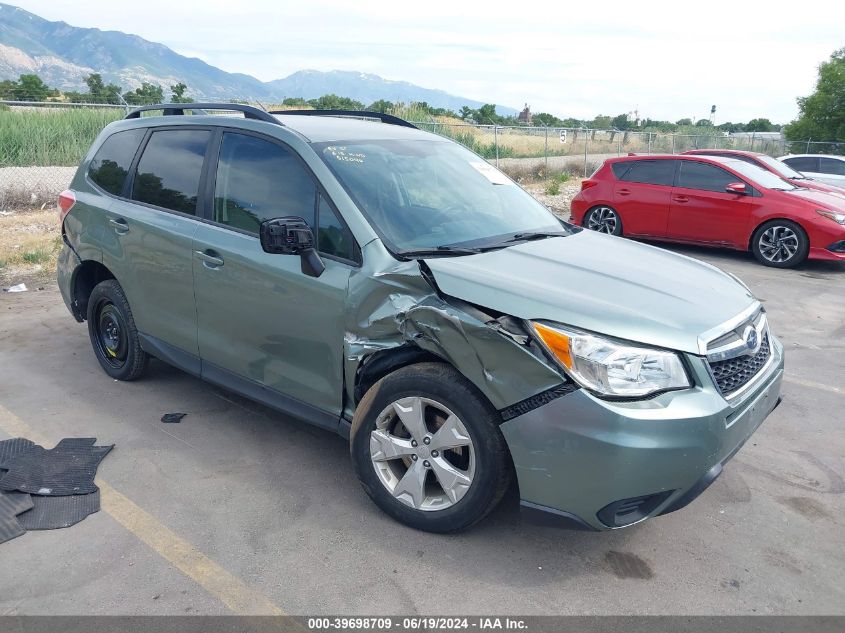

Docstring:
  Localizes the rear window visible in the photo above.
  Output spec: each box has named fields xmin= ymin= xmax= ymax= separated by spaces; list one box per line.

xmin=819 ymin=157 xmax=845 ymax=176
xmin=88 ymin=129 xmax=146 ymax=196
xmin=131 ymin=129 xmax=211 ymax=215
xmin=612 ymin=159 xmax=675 ymax=186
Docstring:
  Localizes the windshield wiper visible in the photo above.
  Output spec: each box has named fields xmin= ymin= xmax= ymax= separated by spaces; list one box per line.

xmin=397 ymin=245 xmax=483 ymax=259
xmin=503 ymin=230 xmax=569 ymax=244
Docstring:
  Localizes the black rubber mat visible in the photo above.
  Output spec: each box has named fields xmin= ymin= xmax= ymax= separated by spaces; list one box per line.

xmin=0 ymin=438 xmax=113 ymax=496
xmin=0 ymin=437 xmax=37 ymax=468
xmin=16 ymin=490 xmax=101 ymax=530
xmin=0 ymin=489 xmax=34 ymax=544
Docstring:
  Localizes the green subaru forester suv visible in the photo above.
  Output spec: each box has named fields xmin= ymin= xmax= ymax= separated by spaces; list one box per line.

xmin=57 ymin=104 xmax=784 ymax=532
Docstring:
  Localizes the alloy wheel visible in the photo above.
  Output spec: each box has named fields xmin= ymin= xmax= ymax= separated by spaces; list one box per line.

xmin=587 ymin=207 xmax=619 ymax=234
xmin=369 ymin=396 xmax=476 ymax=512
xmin=758 ymin=225 xmax=799 ymax=264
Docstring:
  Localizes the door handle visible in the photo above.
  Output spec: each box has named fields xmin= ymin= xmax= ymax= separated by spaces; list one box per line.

xmin=618 ymin=189 xmax=631 ymax=196
xmin=673 ymin=195 xmax=690 ymax=203
xmin=109 ymin=217 xmax=129 ymax=234
xmin=195 ymin=249 xmax=225 ymax=269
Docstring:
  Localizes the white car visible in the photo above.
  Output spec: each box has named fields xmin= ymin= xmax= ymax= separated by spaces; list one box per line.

xmin=778 ymin=154 xmax=845 ymax=188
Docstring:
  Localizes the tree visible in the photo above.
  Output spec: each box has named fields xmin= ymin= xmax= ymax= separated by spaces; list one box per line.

xmin=695 ymin=119 xmax=713 ymax=127
xmin=459 ymin=106 xmax=474 ymax=121
xmin=169 ymin=82 xmax=194 ymax=103
xmin=84 ymin=73 xmax=122 ymax=104
xmin=611 ymin=113 xmax=631 ymax=130
xmin=123 ymin=83 xmax=164 ymax=105
xmin=367 ymin=99 xmax=393 ymax=113
xmin=282 ymin=97 xmax=308 ymax=106
xmin=307 ymin=94 xmax=365 ymax=110
xmin=784 ymin=47 xmax=845 ymax=143
xmin=14 ymin=74 xmax=52 ymax=101
xmin=475 ymin=103 xmax=500 ymax=124
xmin=675 ymin=118 xmax=693 ymax=126
xmin=745 ymin=118 xmax=774 ymax=132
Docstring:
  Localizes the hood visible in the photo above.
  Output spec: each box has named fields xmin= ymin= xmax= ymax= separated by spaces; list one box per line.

xmin=796 ymin=180 xmax=845 ymax=199
xmin=424 ymin=230 xmax=756 ymax=355
xmin=783 ymin=187 xmax=845 ymax=209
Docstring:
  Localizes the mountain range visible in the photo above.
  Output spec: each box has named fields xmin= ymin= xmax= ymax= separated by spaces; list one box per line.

xmin=0 ymin=3 xmax=516 ymax=114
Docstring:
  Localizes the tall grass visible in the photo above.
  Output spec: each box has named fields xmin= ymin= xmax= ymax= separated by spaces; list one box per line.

xmin=0 ymin=108 xmax=123 ymax=166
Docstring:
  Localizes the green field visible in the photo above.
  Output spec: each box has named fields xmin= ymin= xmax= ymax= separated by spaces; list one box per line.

xmin=0 ymin=107 xmax=123 ymax=167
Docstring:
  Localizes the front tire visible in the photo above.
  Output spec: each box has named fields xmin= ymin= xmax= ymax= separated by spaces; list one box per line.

xmin=751 ymin=220 xmax=809 ymax=268
xmin=584 ymin=205 xmax=623 ymax=235
xmin=350 ymin=362 xmax=512 ymax=533
xmin=86 ymin=279 xmax=148 ymax=381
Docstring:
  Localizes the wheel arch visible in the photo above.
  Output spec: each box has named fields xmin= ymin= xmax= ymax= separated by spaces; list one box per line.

xmin=71 ymin=260 xmax=116 ymax=321
xmin=353 ymin=344 xmax=447 ymax=404
xmin=747 ymin=216 xmax=809 ymax=251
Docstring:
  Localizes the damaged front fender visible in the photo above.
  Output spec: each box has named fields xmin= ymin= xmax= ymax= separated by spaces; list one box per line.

xmin=342 ymin=243 xmax=568 ymax=420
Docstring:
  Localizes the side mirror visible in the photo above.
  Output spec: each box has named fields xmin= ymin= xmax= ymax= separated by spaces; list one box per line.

xmin=725 ymin=182 xmax=748 ymax=195
xmin=259 ymin=216 xmax=325 ymax=278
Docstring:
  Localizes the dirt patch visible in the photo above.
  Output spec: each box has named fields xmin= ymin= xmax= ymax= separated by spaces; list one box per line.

xmin=0 ymin=208 xmax=62 ymax=288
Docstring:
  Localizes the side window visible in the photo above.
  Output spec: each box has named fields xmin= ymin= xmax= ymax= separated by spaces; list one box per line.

xmin=614 ymin=160 xmax=675 ymax=186
xmin=317 ymin=195 xmax=356 ymax=261
xmin=819 ymin=158 xmax=845 ymax=176
xmin=676 ymin=161 xmax=738 ymax=193
xmin=213 ymin=133 xmax=316 ymax=233
xmin=88 ymin=128 xmax=146 ymax=195
xmin=783 ymin=156 xmax=818 ymax=172
xmin=131 ymin=129 xmax=211 ymax=215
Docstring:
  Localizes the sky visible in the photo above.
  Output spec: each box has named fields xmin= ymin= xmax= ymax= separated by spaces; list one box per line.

xmin=11 ymin=0 xmax=845 ymax=123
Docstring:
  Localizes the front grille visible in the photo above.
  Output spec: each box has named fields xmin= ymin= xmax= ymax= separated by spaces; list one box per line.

xmin=708 ymin=333 xmax=771 ymax=396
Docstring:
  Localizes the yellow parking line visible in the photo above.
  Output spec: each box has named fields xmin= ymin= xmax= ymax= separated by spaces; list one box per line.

xmin=0 ymin=403 xmax=284 ymax=616
xmin=784 ymin=376 xmax=844 ymax=396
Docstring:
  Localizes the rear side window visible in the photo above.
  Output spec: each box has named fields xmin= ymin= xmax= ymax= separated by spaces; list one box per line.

xmin=88 ymin=129 xmax=145 ymax=196
xmin=612 ymin=160 xmax=675 ymax=186
xmin=819 ymin=157 xmax=845 ymax=176
xmin=132 ymin=129 xmax=211 ymax=215
xmin=213 ymin=132 xmax=316 ymax=233
xmin=676 ymin=161 xmax=738 ymax=192
xmin=783 ymin=156 xmax=818 ymax=172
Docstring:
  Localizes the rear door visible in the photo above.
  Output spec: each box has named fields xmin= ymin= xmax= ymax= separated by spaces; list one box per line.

xmin=667 ymin=160 xmax=751 ymax=246
xmin=611 ymin=159 xmax=676 ymax=236
xmin=192 ymin=130 xmax=357 ymax=429
xmin=103 ymin=127 xmax=212 ymax=367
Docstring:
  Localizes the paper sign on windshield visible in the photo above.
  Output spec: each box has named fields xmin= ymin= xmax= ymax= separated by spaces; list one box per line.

xmin=469 ymin=161 xmax=513 ymax=186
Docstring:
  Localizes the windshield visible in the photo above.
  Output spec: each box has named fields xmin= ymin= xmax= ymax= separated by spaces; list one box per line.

xmin=727 ymin=160 xmax=796 ymax=191
xmin=756 ymin=154 xmax=805 ymax=180
xmin=315 ymin=139 xmax=563 ymax=253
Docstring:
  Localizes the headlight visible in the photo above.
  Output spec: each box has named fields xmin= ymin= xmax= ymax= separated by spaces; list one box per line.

xmin=816 ymin=209 xmax=845 ymax=225
xmin=531 ymin=322 xmax=691 ymax=398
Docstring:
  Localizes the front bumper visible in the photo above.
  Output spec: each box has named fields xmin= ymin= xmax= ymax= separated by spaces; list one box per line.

xmin=501 ymin=335 xmax=784 ymax=531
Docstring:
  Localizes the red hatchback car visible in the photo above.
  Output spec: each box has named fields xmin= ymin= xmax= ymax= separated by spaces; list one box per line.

xmin=570 ymin=154 xmax=845 ymax=267
xmin=683 ymin=149 xmax=845 ymax=198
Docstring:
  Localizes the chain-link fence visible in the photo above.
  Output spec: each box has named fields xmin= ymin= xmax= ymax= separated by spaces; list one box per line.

xmin=1 ymin=100 xmax=843 ymax=211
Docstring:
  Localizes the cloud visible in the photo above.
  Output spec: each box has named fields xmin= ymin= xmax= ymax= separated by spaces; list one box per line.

xmin=10 ymin=0 xmax=845 ymax=121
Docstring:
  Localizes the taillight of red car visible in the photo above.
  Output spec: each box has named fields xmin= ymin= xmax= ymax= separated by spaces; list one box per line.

xmin=581 ymin=180 xmax=598 ymax=191
xmin=58 ymin=189 xmax=76 ymax=223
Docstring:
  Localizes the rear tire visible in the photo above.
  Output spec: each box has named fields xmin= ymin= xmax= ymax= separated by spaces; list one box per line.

xmin=350 ymin=362 xmax=512 ymax=533
xmin=751 ymin=220 xmax=809 ymax=268
xmin=584 ymin=205 xmax=623 ymax=235
xmin=86 ymin=279 xmax=148 ymax=381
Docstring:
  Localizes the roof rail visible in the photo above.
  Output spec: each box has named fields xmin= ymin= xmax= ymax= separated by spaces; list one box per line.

xmin=269 ymin=109 xmax=418 ymax=130
xmin=124 ymin=103 xmax=281 ymax=125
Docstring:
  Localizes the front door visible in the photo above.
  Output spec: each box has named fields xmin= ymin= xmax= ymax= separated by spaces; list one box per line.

xmin=192 ymin=131 xmax=358 ymax=429
xmin=667 ymin=160 xmax=751 ymax=247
